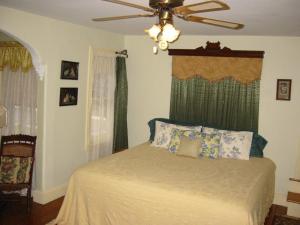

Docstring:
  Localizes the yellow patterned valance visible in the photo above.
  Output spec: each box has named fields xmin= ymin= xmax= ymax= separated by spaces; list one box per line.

xmin=172 ymin=56 xmax=263 ymax=84
xmin=0 ymin=41 xmax=33 ymax=72
xmin=169 ymin=42 xmax=264 ymax=84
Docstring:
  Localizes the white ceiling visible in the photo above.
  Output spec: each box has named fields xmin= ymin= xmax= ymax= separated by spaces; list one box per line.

xmin=0 ymin=0 xmax=299 ymax=36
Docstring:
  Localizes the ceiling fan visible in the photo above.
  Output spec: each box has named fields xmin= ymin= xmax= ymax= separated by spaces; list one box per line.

xmin=93 ymin=0 xmax=244 ymax=52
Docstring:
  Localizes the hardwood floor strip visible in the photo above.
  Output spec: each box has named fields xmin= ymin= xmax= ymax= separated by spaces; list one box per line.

xmin=287 ymin=192 xmax=300 ymax=204
xmin=2 ymin=200 xmax=298 ymax=225
xmin=0 ymin=197 xmax=64 ymax=225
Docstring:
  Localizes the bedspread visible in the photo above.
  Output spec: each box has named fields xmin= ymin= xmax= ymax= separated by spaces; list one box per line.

xmin=56 ymin=142 xmax=275 ymax=225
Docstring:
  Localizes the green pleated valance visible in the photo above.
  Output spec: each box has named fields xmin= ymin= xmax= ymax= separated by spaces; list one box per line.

xmin=0 ymin=41 xmax=33 ymax=72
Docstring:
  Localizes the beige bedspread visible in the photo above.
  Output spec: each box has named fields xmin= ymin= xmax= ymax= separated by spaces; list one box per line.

xmin=56 ymin=143 xmax=275 ymax=225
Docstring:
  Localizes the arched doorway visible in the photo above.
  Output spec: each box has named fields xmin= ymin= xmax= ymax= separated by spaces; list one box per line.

xmin=0 ymin=29 xmax=44 ymax=193
xmin=0 ymin=30 xmax=45 ymax=79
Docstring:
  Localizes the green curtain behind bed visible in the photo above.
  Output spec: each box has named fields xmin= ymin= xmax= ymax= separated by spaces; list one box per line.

xmin=113 ymin=57 xmax=128 ymax=153
xmin=170 ymin=77 xmax=260 ymax=132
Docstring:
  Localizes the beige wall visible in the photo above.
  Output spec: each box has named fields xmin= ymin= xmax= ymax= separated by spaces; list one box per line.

xmin=1 ymin=4 xmax=300 ymax=205
xmin=125 ymin=35 xmax=300 ymax=204
xmin=295 ymin=144 xmax=300 ymax=178
xmin=0 ymin=6 xmax=124 ymax=202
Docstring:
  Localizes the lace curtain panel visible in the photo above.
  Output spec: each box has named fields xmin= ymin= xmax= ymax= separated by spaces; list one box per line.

xmin=0 ymin=67 xmax=37 ymax=135
xmin=88 ymin=53 xmax=116 ymax=161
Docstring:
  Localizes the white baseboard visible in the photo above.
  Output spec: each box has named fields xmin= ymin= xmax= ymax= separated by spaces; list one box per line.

xmin=273 ymin=192 xmax=300 ymax=217
xmin=287 ymin=202 xmax=300 ymax=217
xmin=273 ymin=192 xmax=288 ymax=206
xmin=288 ymin=180 xmax=300 ymax=193
xmin=33 ymin=183 xmax=67 ymax=204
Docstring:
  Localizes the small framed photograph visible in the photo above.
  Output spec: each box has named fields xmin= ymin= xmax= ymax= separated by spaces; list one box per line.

xmin=59 ymin=88 xmax=78 ymax=106
xmin=276 ymin=79 xmax=292 ymax=101
xmin=60 ymin=60 xmax=79 ymax=80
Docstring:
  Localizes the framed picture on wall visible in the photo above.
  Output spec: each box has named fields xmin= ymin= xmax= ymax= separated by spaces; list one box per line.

xmin=60 ymin=60 xmax=79 ymax=80
xmin=276 ymin=79 xmax=292 ymax=101
xmin=59 ymin=88 xmax=78 ymax=106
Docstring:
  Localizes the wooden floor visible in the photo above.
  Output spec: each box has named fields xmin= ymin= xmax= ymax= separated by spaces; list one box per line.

xmin=0 ymin=197 xmax=63 ymax=225
xmin=0 ymin=199 xmax=298 ymax=225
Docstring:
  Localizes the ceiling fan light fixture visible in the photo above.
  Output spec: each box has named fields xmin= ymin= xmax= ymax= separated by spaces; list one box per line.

xmin=145 ymin=24 xmax=161 ymax=41
xmin=161 ymin=23 xmax=180 ymax=43
xmin=95 ymin=0 xmax=244 ymax=53
xmin=158 ymin=40 xmax=169 ymax=51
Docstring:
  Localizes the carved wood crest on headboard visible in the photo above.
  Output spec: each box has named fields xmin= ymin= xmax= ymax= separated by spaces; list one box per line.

xmin=168 ymin=41 xmax=264 ymax=58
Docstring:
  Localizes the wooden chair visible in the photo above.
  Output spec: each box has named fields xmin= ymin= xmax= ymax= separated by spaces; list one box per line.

xmin=0 ymin=134 xmax=37 ymax=212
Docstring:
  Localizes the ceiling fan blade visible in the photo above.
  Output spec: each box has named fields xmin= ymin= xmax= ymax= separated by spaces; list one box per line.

xmin=174 ymin=0 xmax=229 ymax=15
xmin=102 ymin=0 xmax=155 ymax=13
xmin=184 ymin=16 xmax=244 ymax=29
xmin=92 ymin=14 xmax=155 ymax=22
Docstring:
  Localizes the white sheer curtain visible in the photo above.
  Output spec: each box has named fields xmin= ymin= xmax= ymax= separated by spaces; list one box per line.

xmin=88 ymin=51 xmax=116 ymax=161
xmin=0 ymin=67 xmax=37 ymax=136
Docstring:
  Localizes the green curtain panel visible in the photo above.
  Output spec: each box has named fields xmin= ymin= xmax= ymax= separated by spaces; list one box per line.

xmin=113 ymin=57 xmax=128 ymax=152
xmin=170 ymin=77 xmax=260 ymax=132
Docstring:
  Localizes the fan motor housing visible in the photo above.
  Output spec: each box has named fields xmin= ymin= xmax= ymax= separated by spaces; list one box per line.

xmin=149 ymin=0 xmax=184 ymax=9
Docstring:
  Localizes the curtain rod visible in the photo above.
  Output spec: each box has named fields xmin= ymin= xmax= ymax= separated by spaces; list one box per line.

xmin=115 ymin=50 xmax=128 ymax=58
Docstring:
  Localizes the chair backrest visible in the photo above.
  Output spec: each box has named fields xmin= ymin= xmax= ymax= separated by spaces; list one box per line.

xmin=0 ymin=135 xmax=36 ymax=158
xmin=0 ymin=135 xmax=37 ymax=185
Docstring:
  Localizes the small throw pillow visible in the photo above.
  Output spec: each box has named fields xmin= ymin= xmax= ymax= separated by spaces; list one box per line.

xmin=152 ymin=121 xmax=201 ymax=149
xmin=220 ymin=131 xmax=253 ymax=160
xmin=199 ymin=133 xmax=221 ymax=159
xmin=202 ymin=127 xmax=253 ymax=160
xmin=176 ymin=136 xmax=201 ymax=158
xmin=0 ymin=156 xmax=32 ymax=184
xmin=169 ymin=128 xmax=201 ymax=153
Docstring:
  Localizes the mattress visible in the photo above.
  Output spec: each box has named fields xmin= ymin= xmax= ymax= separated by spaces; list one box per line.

xmin=56 ymin=142 xmax=275 ymax=225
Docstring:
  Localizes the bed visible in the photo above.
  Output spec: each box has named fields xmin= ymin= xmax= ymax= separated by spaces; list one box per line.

xmin=55 ymin=142 xmax=275 ymax=225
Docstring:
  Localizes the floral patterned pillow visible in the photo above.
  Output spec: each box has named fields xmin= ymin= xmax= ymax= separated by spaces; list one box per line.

xmin=151 ymin=121 xmax=202 ymax=149
xmin=199 ymin=133 xmax=221 ymax=159
xmin=202 ymin=127 xmax=253 ymax=160
xmin=0 ymin=156 xmax=32 ymax=184
xmin=219 ymin=132 xmax=253 ymax=160
xmin=168 ymin=128 xmax=201 ymax=153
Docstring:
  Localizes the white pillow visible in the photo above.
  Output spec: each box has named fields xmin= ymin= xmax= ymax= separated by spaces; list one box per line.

xmin=151 ymin=121 xmax=202 ymax=149
xmin=202 ymin=127 xmax=253 ymax=160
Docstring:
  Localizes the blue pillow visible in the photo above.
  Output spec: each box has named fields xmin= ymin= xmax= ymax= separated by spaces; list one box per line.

xmin=148 ymin=118 xmax=267 ymax=158
xmin=250 ymin=133 xmax=267 ymax=157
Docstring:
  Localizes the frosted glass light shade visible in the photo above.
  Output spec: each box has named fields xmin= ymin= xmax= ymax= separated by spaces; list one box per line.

xmin=161 ymin=24 xmax=180 ymax=43
xmin=146 ymin=24 xmax=161 ymax=41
